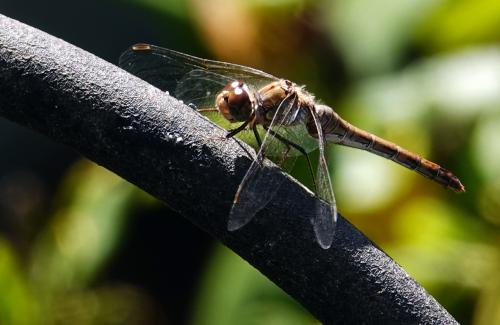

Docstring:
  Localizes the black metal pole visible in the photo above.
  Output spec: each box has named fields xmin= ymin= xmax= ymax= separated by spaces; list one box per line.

xmin=0 ymin=14 xmax=457 ymax=324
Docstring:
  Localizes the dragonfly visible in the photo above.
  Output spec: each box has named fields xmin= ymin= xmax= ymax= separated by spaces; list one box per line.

xmin=119 ymin=44 xmax=465 ymax=249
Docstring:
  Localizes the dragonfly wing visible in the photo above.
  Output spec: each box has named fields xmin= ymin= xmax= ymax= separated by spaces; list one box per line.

xmin=227 ymin=159 xmax=282 ymax=231
xmin=308 ymin=106 xmax=337 ymax=249
xmin=119 ymin=44 xmax=278 ymax=109
xmin=174 ymin=70 xmax=232 ymax=109
xmin=228 ymin=93 xmax=301 ymax=231
xmin=258 ymin=104 xmax=336 ymax=248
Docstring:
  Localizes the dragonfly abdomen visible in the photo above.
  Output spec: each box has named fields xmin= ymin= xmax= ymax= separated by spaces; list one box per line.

xmin=309 ymin=104 xmax=465 ymax=192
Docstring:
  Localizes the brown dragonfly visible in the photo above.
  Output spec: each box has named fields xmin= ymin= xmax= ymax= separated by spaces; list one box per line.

xmin=119 ymin=44 xmax=465 ymax=249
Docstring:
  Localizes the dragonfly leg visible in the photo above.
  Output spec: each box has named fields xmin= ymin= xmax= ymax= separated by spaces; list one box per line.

xmin=226 ymin=118 xmax=251 ymax=138
xmin=263 ymin=126 xmax=317 ymax=188
xmin=252 ymin=124 xmax=262 ymax=148
xmin=197 ymin=108 xmax=219 ymax=113
xmin=251 ymin=124 xmax=266 ymax=165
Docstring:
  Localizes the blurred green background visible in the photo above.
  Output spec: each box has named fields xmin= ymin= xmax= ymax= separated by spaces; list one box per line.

xmin=0 ymin=0 xmax=499 ymax=324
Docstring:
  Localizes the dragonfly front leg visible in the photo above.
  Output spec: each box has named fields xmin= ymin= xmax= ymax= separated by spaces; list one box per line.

xmin=224 ymin=119 xmax=266 ymax=166
xmin=251 ymin=124 xmax=269 ymax=166
xmin=226 ymin=118 xmax=251 ymax=138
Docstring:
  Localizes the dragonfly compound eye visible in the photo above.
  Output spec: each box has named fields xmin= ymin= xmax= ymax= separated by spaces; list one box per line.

xmin=216 ymin=80 xmax=253 ymax=123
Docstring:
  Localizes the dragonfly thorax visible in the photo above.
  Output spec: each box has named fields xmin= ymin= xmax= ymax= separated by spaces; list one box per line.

xmin=255 ymin=79 xmax=313 ymax=128
xmin=215 ymin=80 xmax=254 ymax=123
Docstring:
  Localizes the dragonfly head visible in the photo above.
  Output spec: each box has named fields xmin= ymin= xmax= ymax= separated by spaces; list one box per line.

xmin=216 ymin=80 xmax=254 ymax=123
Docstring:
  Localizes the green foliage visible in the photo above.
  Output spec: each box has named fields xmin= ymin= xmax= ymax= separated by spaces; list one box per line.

xmin=0 ymin=162 xmax=157 ymax=324
xmin=0 ymin=240 xmax=38 ymax=325
xmin=1 ymin=0 xmax=499 ymax=323
xmin=191 ymin=244 xmax=316 ymax=325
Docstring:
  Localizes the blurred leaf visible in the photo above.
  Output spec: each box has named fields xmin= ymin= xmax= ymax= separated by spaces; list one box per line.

xmin=30 ymin=161 xmax=151 ymax=292
xmin=0 ymin=239 xmax=38 ymax=325
xmin=249 ymin=0 xmax=306 ymax=10
xmin=322 ymin=0 xmax=439 ymax=76
xmin=417 ymin=0 xmax=500 ymax=52
xmin=354 ymin=47 xmax=500 ymax=122
xmin=478 ymin=181 xmax=500 ymax=226
xmin=472 ymin=113 xmax=500 ymax=181
xmin=389 ymin=198 xmax=496 ymax=289
xmin=191 ymin=244 xmax=315 ymax=325
xmin=49 ymin=285 xmax=165 ymax=325
xmin=474 ymin=263 xmax=500 ymax=325
xmin=333 ymin=145 xmax=413 ymax=214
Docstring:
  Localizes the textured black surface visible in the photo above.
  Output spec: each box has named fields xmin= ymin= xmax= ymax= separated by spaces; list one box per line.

xmin=0 ymin=14 xmax=458 ymax=324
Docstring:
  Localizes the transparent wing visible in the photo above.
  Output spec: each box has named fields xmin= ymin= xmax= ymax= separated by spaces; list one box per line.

xmin=259 ymin=105 xmax=336 ymax=248
xmin=119 ymin=44 xmax=278 ymax=109
xmin=271 ymin=122 xmax=318 ymax=157
xmin=228 ymin=93 xmax=301 ymax=231
xmin=307 ymin=106 xmax=337 ymax=249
